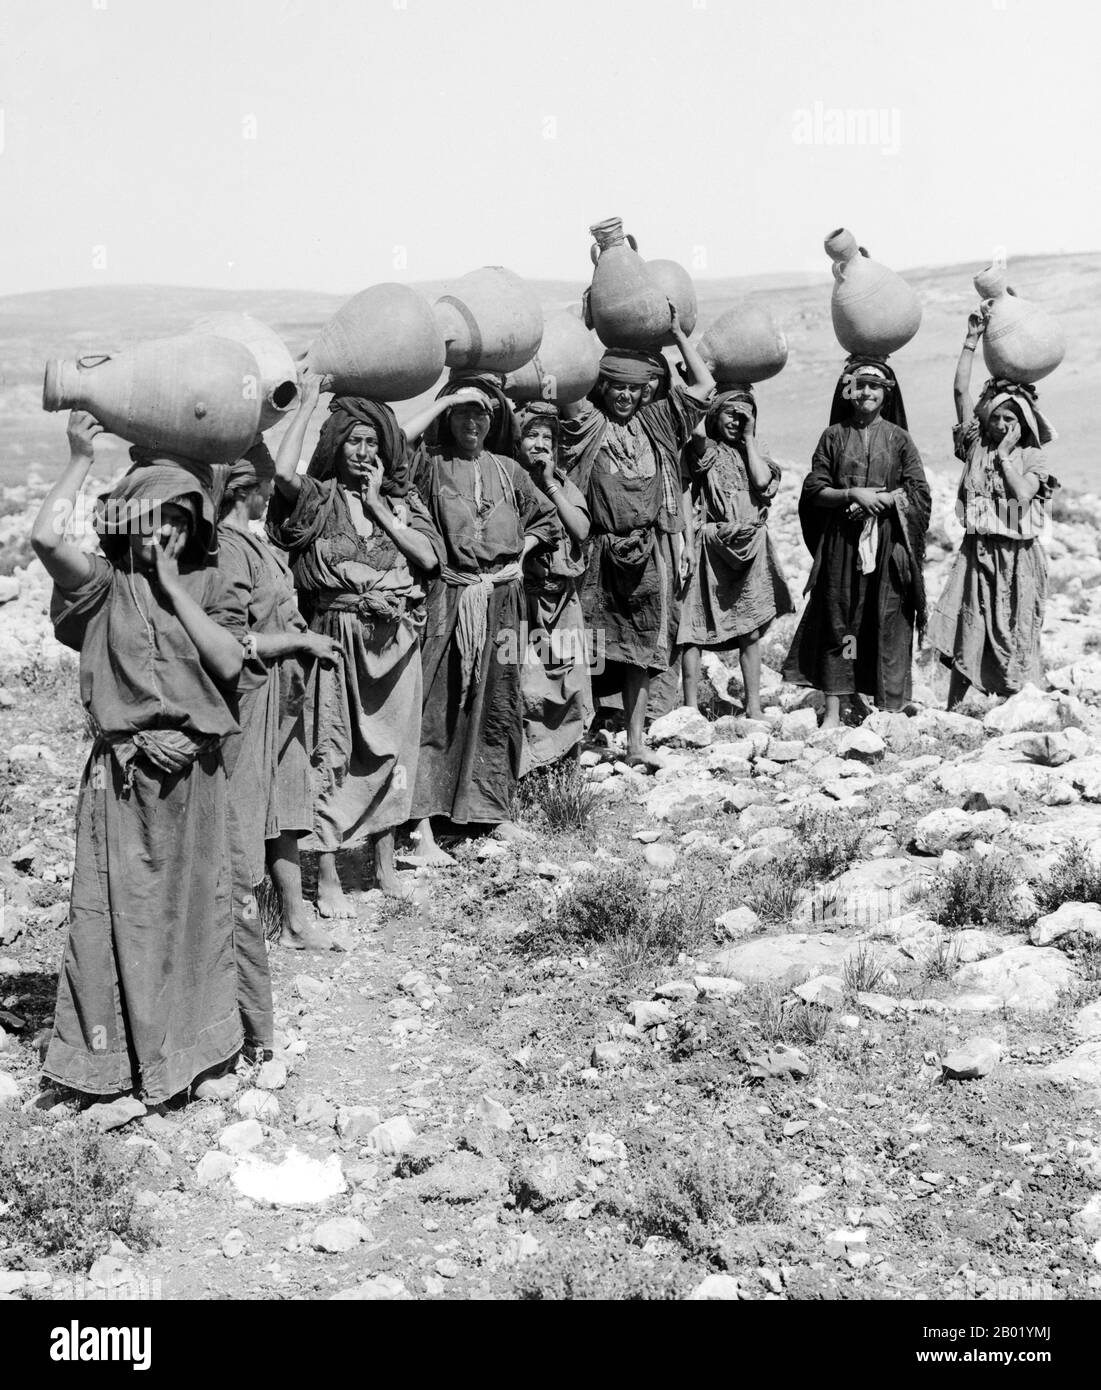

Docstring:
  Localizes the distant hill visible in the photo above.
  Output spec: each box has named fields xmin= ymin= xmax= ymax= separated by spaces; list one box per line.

xmin=1 ymin=253 xmax=1096 ymax=495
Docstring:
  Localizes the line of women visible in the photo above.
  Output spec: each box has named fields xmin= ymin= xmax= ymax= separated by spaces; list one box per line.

xmin=30 ymin=305 xmax=1057 ymax=1108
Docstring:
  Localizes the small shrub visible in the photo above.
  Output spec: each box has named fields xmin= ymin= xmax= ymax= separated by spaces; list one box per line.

xmin=786 ymin=1000 xmax=833 ymax=1046
xmin=1083 ymin=632 xmax=1101 ymax=657
xmin=515 ymin=760 xmax=598 ymax=834
xmin=737 ymin=983 xmax=831 ymax=1048
xmin=549 ymin=866 xmax=710 ymax=976
xmin=928 ymin=854 xmax=1022 ymax=930
xmin=924 ymin=935 xmax=960 ymax=982
xmin=1033 ymin=841 xmax=1101 ymax=915
xmin=0 ymin=1115 xmax=153 ymax=1272
xmin=843 ymin=943 xmax=888 ymax=996
xmin=631 ymin=1145 xmax=785 ymax=1254
xmin=792 ymin=809 xmax=864 ymax=882
xmin=738 ymin=864 xmax=807 ymax=926
xmin=513 ymin=1246 xmax=687 ymax=1301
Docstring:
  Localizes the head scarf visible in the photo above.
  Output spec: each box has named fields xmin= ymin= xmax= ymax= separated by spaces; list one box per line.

xmin=516 ymin=400 xmax=560 ymax=440
xmin=829 ymin=355 xmax=909 ymax=431
xmin=307 ymin=396 xmax=411 ymax=497
xmin=426 ymin=373 xmax=519 ymax=458
xmin=975 ymin=379 xmax=1056 ymax=449
xmin=705 ymin=385 xmax=757 ymax=441
xmin=594 ymin=350 xmax=655 ymax=387
xmin=220 ymin=437 xmax=276 ymax=506
xmin=95 ymin=462 xmax=216 ymax=566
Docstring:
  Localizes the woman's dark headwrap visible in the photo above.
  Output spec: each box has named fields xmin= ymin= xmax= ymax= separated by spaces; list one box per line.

xmin=705 ymin=385 xmax=757 ymax=441
xmin=974 ymin=378 xmax=1056 ymax=449
xmin=424 ymin=373 xmax=519 ymax=458
xmin=95 ymin=462 xmax=216 ymax=567
xmin=220 ymin=437 xmax=276 ymax=510
xmin=592 ymin=350 xmax=657 ymax=388
xmin=307 ymin=396 xmax=411 ymax=497
xmin=828 ymin=355 xmax=909 ymax=431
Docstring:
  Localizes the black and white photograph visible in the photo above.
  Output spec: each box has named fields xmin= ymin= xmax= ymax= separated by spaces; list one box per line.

xmin=0 ymin=0 xmax=1098 ymax=1340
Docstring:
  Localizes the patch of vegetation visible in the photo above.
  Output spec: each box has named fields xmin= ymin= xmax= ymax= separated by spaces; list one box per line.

xmin=543 ymin=866 xmax=711 ymax=978
xmin=928 ymin=854 xmax=1022 ymax=930
xmin=1049 ymin=489 xmax=1099 ymax=528
xmin=737 ymin=983 xmax=832 ymax=1048
xmin=514 ymin=760 xmax=598 ymax=835
xmin=0 ymin=536 xmax=34 ymax=577
xmin=17 ymin=656 xmax=79 ymax=696
xmin=1033 ymin=841 xmax=1101 ymax=915
xmin=513 ymin=1245 xmax=688 ymax=1300
xmin=843 ymin=943 xmax=888 ymax=996
xmin=629 ymin=1144 xmax=785 ymax=1255
xmin=253 ymin=877 xmax=284 ymax=945
xmin=924 ymin=935 xmax=961 ymax=982
xmin=1083 ymin=632 xmax=1101 ymax=657
xmin=791 ymin=808 xmax=865 ymax=882
xmin=737 ymin=865 xmax=805 ymax=926
xmin=0 ymin=1114 xmax=154 ymax=1272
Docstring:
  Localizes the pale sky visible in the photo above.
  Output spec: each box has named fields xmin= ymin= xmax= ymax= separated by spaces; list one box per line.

xmin=1 ymin=0 xmax=1097 ymax=295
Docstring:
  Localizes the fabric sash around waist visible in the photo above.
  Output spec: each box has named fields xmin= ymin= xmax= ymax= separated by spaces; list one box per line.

xmin=440 ymin=561 xmax=524 ymax=704
xmin=98 ymin=728 xmax=221 ymax=792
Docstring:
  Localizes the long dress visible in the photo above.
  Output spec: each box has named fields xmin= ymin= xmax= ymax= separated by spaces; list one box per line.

xmin=561 ymin=388 xmax=705 ymax=713
xmin=782 ymin=419 xmax=931 ymax=709
xmin=268 ymin=477 xmax=444 ymax=852
xmin=217 ymin=524 xmax=313 ymax=1053
xmin=927 ymin=419 xmax=1056 ymax=695
xmin=44 ymin=556 xmax=246 ymax=1104
xmin=411 ymin=449 xmax=558 ymax=824
xmin=520 ymin=470 xmax=593 ymax=775
xmin=677 ymin=438 xmax=795 ymax=648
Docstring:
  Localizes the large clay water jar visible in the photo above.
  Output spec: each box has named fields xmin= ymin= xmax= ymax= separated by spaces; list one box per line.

xmin=433 ymin=267 xmax=543 ymax=374
xmin=188 ymin=311 xmax=298 ymax=428
xmin=825 ymin=227 xmax=922 ymax=357
xmin=645 ymin=258 xmax=697 ymax=341
xmin=42 ymin=335 xmax=263 ymax=463
xmin=587 ymin=217 xmax=671 ymax=349
xmin=698 ymin=303 xmax=788 ymax=384
xmin=974 ymin=266 xmax=1065 ymax=384
xmin=307 ymin=283 xmax=445 ymax=400
xmin=504 ymin=310 xmax=602 ymax=405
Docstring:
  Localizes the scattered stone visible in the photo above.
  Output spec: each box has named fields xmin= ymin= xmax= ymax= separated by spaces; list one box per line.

xmin=81 ymin=1096 xmax=146 ymax=1132
xmin=643 ymin=843 xmax=677 ymax=870
xmin=749 ymin=1045 xmax=810 ymax=1081
xmin=293 ymin=974 xmax=330 ymax=1002
xmin=591 ymin=1041 xmax=629 ymax=1070
xmin=712 ymin=932 xmax=858 ymax=988
xmin=951 ymin=946 xmax=1076 ymax=1014
xmin=218 ymin=1119 xmax=265 ymax=1155
xmin=236 ymin=1089 xmax=279 ymax=1121
xmin=1044 ymin=1041 xmax=1101 ymax=1090
xmin=1072 ymin=1001 xmax=1101 ymax=1041
xmin=839 ymin=728 xmax=886 ymax=763
xmin=983 ymin=684 xmax=1062 ymax=734
xmin=1071 ymin=1195 xmax=1101 ymax=1241
xmin=911 ymin=807 xmax=1009 ymax=854
xmin=194 ymin=1151 xmax=234 ymax=1187
xmin=714 ymin=906 xmax=761 ymax=940
xmin=365 ymin=1115 xmax=418 ymax=1156
xmin=335 ymin=1105 xmax=382 ymax=1141
xmin=1030 ymin=901 xmax=1101 ymax=947
xmin=856 ymin=991 xmax=897 ymax=1018
xmin=688 ymin=1274 xmax=743 ymax=1300
xmin=330 ymin=1274 xmax=410 ymax=1301
xmin=293 ymin=1093 xmax=336 ymax=1128
xmin=511 ymin=1151 xmax=583 ymax=1209
xmin=648 ymin=705 xmax=714 ymax=749
xmin=222 ymin=1229 xmax=246 ymax=1259
xmin=628 ymin=1000 xmax=673 ymax=1030
xmin=693 ymin=975 xmax=745 ymax=998
xmin=941 ymin=1037 xmax=1003 ymax=1080
xmin=475 ymin=1094 xmax=514 ymax=1131
xmin=793 ymin=974 xmax=845 ymax=1009
xmin=653 ymin=980 xmax=698 ymax=1001
xmin=311 ymin=1216 xmax=369 ymax=1253
xmin=0 ymin=1071 xmax=19 ymax=1109
xmin=583 ymin=1131 xmax=627 ymax=1163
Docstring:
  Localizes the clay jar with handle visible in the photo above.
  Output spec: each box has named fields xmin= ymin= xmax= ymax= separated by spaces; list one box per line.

xmin=42 ymin=335 xmax=263 ymax=464
xmin=587 ymin=217 xmax=671 ymax=349
xmin=973 ymin=265 xmax=1065 ymax=384
xmin=188 ymin=311 xmax=299 ymax=429
xmin=645 ymin=259 xmax=698 ymax=343
xmin=308 ymin=283 xmax=445 ymax=401
xmin=433 ymin=267 xmax=543 ymax=374
xmin=699 ymin=302 xmax=788 ymax=385
xmin=504 ymin=309 xmax=603 ymax=405
xmin=825 ymin=227 xmax=922 ymax=357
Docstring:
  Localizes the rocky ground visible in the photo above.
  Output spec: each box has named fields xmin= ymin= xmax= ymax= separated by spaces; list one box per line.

xmin=1 ymin=466 xmax=1101 ymax=1302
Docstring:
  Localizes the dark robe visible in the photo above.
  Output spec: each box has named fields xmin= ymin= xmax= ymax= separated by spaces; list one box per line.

xmin=560 ymin=388 xmax=705 ymax=704
xmin=782 ymin=420 xmax=930 ymax=708
xmin=410 ymin=448 xmax=558 ymax=824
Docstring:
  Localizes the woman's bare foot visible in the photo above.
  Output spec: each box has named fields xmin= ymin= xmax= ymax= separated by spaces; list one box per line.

xmin=406 ymin=818 xmax=456 ymax=866
xmin=494 ymin=820 xmax=533 ymax=844
xmin=819 ymin=694 xmax=843 ymax=731
xmin=278 ymin=921 xmax=335 ymax=951
xmin=316 ymin=851 xmax=355 ymax=919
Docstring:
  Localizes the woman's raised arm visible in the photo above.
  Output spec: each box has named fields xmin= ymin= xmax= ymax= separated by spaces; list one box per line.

xmin=31 ymin=411 xmax=102 ymax=589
